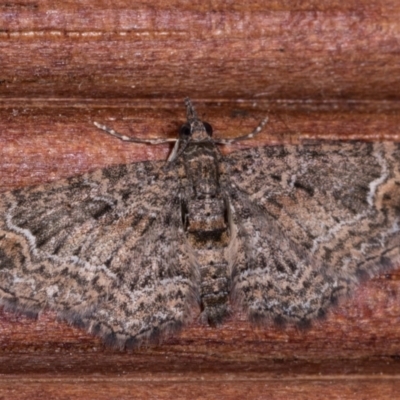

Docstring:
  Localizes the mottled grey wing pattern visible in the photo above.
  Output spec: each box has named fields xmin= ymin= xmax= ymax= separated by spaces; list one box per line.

xmin=223 ymin=142 xmax=400 ymax=325
xmin=0 ymin=161 xmax=196 ymax=347
xmin=2 ymin=94 xmax=400 ymax=348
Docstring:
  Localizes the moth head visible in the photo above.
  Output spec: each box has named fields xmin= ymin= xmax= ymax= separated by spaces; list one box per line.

xmin=179 ymin=121 xmax=213 ymax=141
xmin=181 ymin=97 xmax=213 ymax=142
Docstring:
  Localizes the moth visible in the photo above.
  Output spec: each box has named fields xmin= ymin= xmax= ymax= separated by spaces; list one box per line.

xmin=0 ymin=98 xmax=399 ymax=348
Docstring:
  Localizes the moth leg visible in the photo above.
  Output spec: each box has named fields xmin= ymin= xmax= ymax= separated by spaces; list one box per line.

xmin=214 ymin=116 xmax=269 ymax=144
xmin=93 ymin=122 xmax=177 ymax=145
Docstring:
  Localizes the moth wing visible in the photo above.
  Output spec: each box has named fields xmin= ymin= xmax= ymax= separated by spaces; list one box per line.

xmin=75 ymin=205 xmax=198 ymax=348
xmin=0 ymin=161 xmax=197 ymax=346
xmin=221 ymin=142 xmax=400 ymax=324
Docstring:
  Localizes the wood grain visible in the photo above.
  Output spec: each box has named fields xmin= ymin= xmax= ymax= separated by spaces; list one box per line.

xmin=1 ymin=1 xmax=400 ymax=398
xmin=1 ymin=1 xmax=400 ymax=100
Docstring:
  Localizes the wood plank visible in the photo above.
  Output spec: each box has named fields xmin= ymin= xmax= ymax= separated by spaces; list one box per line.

xmin=1 ymin=1 xmax=400 ymax=398
xmin=0 ymin=1 xmax=400 ymax=99
xmin=0 ymin=375 xmax=400 ymax=400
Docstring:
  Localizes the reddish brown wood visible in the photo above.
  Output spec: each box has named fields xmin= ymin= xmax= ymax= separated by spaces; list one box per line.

xmin=1 ymin=1 xmax=400 ymax=398
xmin=0 ymin=1 xmax=400 ymax=101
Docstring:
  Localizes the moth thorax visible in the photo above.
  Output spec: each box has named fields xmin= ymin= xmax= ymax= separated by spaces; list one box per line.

xmin=185 ymin=196 xmax=227 ymax=231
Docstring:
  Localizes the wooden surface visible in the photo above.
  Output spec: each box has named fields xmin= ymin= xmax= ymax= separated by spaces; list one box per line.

xmin=1 ymin=1 xmax=400 ymax=399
